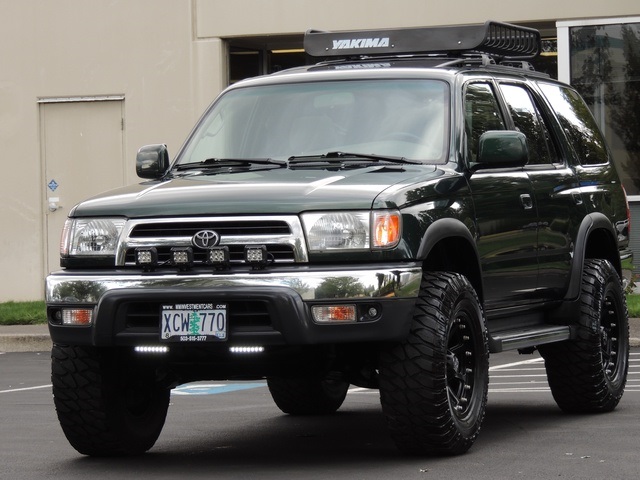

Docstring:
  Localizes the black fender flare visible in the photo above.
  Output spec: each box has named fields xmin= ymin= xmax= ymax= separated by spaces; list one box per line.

xmin=416 ymin=218 xmax=484 ymax=298
xmin=564 ymin=212 xmax=620 ymax=302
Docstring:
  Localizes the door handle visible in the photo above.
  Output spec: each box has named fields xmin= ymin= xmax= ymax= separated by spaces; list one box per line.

xmin=520 ymin=194 xmax=533 ymax=210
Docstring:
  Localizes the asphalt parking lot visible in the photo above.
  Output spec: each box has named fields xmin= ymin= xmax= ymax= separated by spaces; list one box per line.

xmin=2 ymin=348 xmax=639 ymax=479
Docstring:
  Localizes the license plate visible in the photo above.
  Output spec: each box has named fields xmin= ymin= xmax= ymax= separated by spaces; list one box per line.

xmin=160 ymin=303 xmax=227 ymax=342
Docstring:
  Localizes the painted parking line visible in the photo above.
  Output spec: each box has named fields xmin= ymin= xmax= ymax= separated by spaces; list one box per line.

xmin=489 ymin=357 xmax=545 ymax=371
xmin=0 ymin=384 xmax=52 ymax=394
xmin=1 ymin=382 xmax=268 ymax=396
xmin=172 ymin=382 xmax=266 ymax=396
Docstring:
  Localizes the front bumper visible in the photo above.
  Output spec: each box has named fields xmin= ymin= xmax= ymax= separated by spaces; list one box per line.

xmin=46 ymin=265 xmax=422 ymax=347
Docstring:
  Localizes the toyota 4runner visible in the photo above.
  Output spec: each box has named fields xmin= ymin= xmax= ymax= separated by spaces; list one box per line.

xmin=46 ymin=21 xmax=633 ymax=456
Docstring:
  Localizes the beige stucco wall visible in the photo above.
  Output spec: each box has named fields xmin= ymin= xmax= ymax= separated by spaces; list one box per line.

xmin=194 ymin=0 xmax=640 ymax=37
xmin=0 ymin=0 xmax=223 ymax=301
xmin=0 ymin=0 xmax=638 ymax=301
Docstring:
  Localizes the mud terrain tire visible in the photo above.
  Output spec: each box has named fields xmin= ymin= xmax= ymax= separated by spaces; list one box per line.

xmin=378 ymin=272 xmax=489 ymax=456
xmin=51 ymin=345 xmax=170 ymax=456
xmin=539 ymin=259 xmax=629 ymax=413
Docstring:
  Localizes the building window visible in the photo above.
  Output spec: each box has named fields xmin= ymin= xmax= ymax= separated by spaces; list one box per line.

xmin=228 ymin=36 xmax=306 ymax=84
xmin=564 ymin=20 xmax=640 ymax=195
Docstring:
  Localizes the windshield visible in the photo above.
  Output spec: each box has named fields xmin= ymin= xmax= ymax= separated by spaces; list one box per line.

xmin=177 ymin=79 xmax=450 ymax=165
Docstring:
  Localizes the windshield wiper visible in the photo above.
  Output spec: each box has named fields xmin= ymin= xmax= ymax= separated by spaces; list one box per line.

xmin=288 ymin=151 xmax=423 ymax=165
xmin=175 ymin=157 xmax=286 ymax=171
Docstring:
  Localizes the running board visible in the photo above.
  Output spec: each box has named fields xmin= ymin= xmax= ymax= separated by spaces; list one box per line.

xmin=488 ymin=325 xmax=572 ymax=353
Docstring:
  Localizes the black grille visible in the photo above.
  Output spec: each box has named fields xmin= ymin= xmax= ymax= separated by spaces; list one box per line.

xmin=123 ymin=301 xmax=272 ymax=332
xmin=130 ymin=220 xmax=291 ymax=238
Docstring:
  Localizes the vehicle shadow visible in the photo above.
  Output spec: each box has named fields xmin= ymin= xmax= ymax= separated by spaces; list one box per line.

xmin=59 ymin=395 xmax=571 ymax=477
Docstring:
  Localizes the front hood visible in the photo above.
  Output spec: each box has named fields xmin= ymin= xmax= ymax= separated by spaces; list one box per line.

xmin=71 ymin=166 xmax=441 ymax=217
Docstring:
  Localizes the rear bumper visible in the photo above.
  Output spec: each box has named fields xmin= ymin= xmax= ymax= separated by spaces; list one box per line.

xmin=46 ymin=265 xmax=422 ymax=347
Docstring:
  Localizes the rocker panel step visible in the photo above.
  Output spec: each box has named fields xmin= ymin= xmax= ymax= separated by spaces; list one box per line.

xmin=488 ymin=325 xmax=572 ymax=353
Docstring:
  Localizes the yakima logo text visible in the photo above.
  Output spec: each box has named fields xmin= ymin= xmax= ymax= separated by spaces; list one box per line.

xmin=332 ymin=37 xmax=390 ymax=50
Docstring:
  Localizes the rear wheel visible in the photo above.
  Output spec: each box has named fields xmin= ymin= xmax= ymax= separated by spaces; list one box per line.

xmin=267 ymin=373 xmax=349 ymax=415
xmin=539 ymin=259 xmax=629 ymax=413
xmin=51 ymin=345 xmax=170 ymax=456
xmin=379 ymin=272 xmax=489 ymax=456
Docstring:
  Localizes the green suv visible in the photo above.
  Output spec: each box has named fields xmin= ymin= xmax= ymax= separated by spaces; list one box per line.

xmin=46 ymin=21 xmax=633 ymax=456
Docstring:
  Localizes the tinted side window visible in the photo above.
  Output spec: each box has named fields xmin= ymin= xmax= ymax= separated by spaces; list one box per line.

xmin=539 ymin=83 xmax=609 ymax=166
xmin=499 ymin=84 xmax=559 ymax=165
xmin=464 ymin=83 xmax=505 ymax=162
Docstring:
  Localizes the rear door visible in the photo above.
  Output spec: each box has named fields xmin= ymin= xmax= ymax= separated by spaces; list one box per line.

xmin=497 ymin=82 xmax=584 ymax=303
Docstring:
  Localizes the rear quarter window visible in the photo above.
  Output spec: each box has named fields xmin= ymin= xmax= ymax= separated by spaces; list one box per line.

xmin=538 ymin=83 xmax=609 ymax=166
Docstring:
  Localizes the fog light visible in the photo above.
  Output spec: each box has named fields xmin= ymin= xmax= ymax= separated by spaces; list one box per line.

xmin=244 ymin=245 xmax=268 ymax=267
xmin=136 ymin=247 xmax=158 ymax=269
xmin=311 ymin=305 xmax=357 ymax=323
xmin=171 ymin=247 xmax=193 ymax=269
xmin=62 ymin=308 xmax=93 ymax=326
xmin=207 ymin=246 xmax=230 ymax=267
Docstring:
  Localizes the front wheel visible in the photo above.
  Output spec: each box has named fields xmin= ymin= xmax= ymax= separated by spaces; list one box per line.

xmin=51 ymin=345 xmax=170 ymax=456
xmin=379 ymin=272 xmax=489 ymax=456
xmin=539 ymin=259 xmax=629 ymax=413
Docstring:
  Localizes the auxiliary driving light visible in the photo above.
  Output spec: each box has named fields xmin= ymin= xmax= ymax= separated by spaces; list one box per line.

xmin=244 ymin=245 xmax=268 ymax=267
xmin=207 ymin=246 xmax=230 ymax=267
xmin=311 ymin=305 xmax=357 ymax=323
xmin=135 ymin=247 xmax=158 ymax=270
xmin=171 ymin=246 xmax=194 ymax=270
xmin=61 ymin=308 xmax=94 ymax=326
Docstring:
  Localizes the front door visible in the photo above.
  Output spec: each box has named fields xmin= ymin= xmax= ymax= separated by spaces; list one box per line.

xmin=464 ymin=81 xmax=539 ymax=311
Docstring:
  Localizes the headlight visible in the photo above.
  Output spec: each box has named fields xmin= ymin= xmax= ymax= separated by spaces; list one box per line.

xmin=302 ymin=210 xmax=401 ymax=252
xmin=61 ymin=218 xmax=126 ymax=256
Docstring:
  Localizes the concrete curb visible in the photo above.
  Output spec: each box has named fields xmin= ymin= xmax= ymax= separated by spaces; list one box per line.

xmin=1 ymin=321 xmax=639 ymax=353
xmin=0 ymin=325 xmax=52 ymax=353
xmin=0 ymin=334 xmax=52 ymax=353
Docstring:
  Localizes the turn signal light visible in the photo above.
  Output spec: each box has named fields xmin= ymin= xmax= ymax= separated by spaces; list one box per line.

xmin=373 ymin=211 xmax=401 ymax=248
xmin=61 ymin=308 xmax=93 ymax=326
xmin=311 ymin=305 xmax=357 ymax=323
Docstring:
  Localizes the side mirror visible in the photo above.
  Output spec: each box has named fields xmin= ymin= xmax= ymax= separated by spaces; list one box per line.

xmin=136 ymin=144 xmax=170 ymax=179
xmin=474 ymin=131 xmax=528 ymax=170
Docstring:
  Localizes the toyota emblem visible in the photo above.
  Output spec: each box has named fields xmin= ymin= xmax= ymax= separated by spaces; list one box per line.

xmin=192 ymin=230 xmax=220 ymax=249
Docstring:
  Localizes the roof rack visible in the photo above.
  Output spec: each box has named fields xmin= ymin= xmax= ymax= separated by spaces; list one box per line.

xmin=304 ymin=21 xmax=541 ymax=60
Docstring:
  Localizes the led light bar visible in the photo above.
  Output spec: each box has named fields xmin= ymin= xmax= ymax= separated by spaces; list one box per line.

xmin=229 ymin=346 xmax=265 ymax=354
xmin=134 ymin=345 xmax=169 ymax=354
